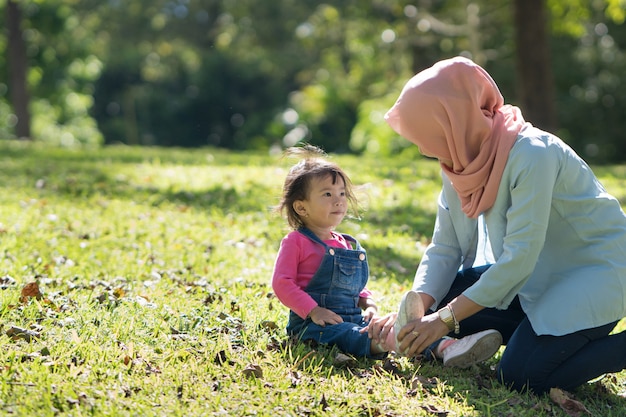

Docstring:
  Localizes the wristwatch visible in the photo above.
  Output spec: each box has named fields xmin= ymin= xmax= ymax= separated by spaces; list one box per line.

xmin=438 ymin=305 xmax=460 ymax=334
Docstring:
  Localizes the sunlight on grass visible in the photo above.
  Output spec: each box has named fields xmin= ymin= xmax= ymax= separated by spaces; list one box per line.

xmin=1 ymin=141 xmax=626 ymax=416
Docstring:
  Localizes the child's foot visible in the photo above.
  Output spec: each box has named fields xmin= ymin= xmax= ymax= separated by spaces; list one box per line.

xmin=438 ymin=329 xmax=502 ymax=368
xmin=394 ymin=290 xmax=424 ymax=354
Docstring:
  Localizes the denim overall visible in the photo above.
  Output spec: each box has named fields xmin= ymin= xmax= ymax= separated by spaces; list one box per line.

xmin=286 ymin=227 xmax=377 ymax=357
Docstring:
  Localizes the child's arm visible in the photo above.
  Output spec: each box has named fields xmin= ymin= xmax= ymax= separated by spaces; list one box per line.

xmin=272 ymin=233 xmax=342 ymax=326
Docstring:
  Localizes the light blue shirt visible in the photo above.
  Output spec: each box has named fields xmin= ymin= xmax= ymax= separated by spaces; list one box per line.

xmin=414 ymin=126 xmax=626 ymax=336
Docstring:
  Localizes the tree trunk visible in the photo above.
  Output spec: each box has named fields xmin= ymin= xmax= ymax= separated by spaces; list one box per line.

xmin=513 ymin=0 xmax=557 ymax=131
xmin=7 ymin=0 xmax=32 ymax=140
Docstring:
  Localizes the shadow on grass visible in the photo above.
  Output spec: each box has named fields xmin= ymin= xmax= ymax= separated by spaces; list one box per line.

xmin=1 ymin=146 xmax=435 ymax=286
xmin=282 ymin=338 xmax=626 ymax=416
xmin=2 ymin=151 xmax=437 ymax=233
xmin=0 ymin=141 xmax=275 ymax=167
xmin=1 ymin=141 xmax=435 ymax=284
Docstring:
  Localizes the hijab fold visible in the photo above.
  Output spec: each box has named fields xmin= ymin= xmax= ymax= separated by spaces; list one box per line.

xmin=385 ymin=56 xmax=528 ymax=218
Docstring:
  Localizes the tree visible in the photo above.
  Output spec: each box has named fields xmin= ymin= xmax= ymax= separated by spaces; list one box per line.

xmin=0 ymin=0 xmax=104 ymax=146
xmin=513 ymin=0 xmax=557 ymax=132
xmin=3 ymin=0 xmax=626 ymax=162
xmin=6 ymin=0 xmax=31 ymax=139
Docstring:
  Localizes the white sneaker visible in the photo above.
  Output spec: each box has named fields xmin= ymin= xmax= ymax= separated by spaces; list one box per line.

xmin=394 ymin=290 xmax=424 ymax=354
xmin=441 ymin=329 xmax=502 ymax=368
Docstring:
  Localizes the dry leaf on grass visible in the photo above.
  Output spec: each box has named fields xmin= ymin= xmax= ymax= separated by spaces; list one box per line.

xmin=288 ymin=370 xmax=301 ymax=387
xmin=20 ymin=282 xmax=42 ymax=303
xmin=380 ymin=356 xmax=402 ymax=375
xmin=259 ymin=320 xmax=279 ymax=331
xmin=6 ymin=326 xmax=40 ymax=342
xmin=333 ymin=352 xmax=357 ymax=368
xmin=242 ymin=363 xmax=263 ymax=379
xmin=420 ymin=403 xmax=449 ymax=417
xmin=411 ymin=375 xmax=439 ymax=390
xmin=319 ymin=393 xmax=329 ymax=411
xmin=549 ymin=387 xmax=591 ymax=416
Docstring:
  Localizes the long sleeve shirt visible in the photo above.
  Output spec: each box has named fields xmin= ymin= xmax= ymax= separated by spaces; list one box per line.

xmin=271 ymin=230 xmax=373 ymax=319
xmin=415 ymin=125 xmax=626 ymax=336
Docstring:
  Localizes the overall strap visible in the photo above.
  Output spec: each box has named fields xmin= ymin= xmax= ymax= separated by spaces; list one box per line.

xmin=297 ymin=227 xmax=328 ymax=247
xmin=342 ymin=234 xmax=360 ymax=250
xmin=298 ymin=227 xmax=361 ymax=251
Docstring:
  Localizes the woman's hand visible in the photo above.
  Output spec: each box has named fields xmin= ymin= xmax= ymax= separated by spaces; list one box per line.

xmin=396 ymin=312 xmax=450 ymax=357
xmin=361 ymin=312 xmax=397 ymax=345
xmin=397 ymin=295 xmax=484 ymax=356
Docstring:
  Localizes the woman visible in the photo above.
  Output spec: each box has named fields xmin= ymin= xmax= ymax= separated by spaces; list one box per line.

xmin=375 ymin=56 xmax=626 ymax=394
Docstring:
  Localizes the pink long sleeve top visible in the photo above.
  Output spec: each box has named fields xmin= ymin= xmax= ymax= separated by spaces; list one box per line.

xmin=271 ymin=230 xmax=373 ymax=319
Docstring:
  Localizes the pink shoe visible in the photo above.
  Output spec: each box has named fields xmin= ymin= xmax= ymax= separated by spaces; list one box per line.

xmin=441 ymin=329 xmax=502 ymax=368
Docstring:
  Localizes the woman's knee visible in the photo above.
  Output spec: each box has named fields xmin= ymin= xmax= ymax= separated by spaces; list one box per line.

xmin=497 ymin=356 xmax=553 ymax=395
xmin=496 ymin=355 xmax=528 ymax=392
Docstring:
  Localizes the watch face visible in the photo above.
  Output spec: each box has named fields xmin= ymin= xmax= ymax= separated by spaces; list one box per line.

xmin=438 ymin=308 xmax=454 ymax=330
xmin=439 ymin=308 xmax=452 ymax=320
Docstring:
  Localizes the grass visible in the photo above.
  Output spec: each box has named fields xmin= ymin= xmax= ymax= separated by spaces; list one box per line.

xmin=1 ymin=140 xmax=626 ymax=416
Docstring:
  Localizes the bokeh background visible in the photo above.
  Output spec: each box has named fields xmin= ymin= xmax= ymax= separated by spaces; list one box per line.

xmin=2 ymin=0 xmax=626 ymax=163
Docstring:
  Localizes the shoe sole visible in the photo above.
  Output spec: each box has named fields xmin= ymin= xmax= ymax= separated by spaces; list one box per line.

xmin=394 ymin=291 xmax=425 ymax=355
xmin=443 ymin=330 xmax=503 ymax=369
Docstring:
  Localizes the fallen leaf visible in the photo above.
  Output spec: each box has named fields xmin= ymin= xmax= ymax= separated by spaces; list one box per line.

xmin=289 ymin=370 xmax=301 ymax=387
xmin=20 ymin=282 xmax=42 ymax=303
xmin=214 ymin=350 xmax=229 ymax=365
xmin=320 ymin=393 xmax=329 ymax=411
xmin=259 ymin=320 xmax=279 ymax=331
xmin=6 ymin=326 xmax=40 ymax=342
xmin=411 ymin=375 xmax=439 ymax=390
xmin=242 ymin=363 xmax=263 ymax=379
xmin=112 ymin=287 xmax=125 ymax=299
xmin=420 ymin=403 xmax=449 ymax=416
xmin=381 ymin=357 xmax=401 ymax=375
xmin=0 ymin=275 xmax=16 ymax=289
xmin=333 ymin=352 xmax=357 ymax=368
xmin=549 ymin=387 xmax=591 ymax=416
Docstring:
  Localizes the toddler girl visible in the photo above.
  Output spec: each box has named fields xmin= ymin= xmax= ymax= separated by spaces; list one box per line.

xmin=272 ymin=145 xmax=500 ymax=364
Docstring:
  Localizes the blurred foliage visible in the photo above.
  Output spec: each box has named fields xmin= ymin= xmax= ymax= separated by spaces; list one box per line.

xmin=1 ymin=0 xmax=626 ymax=162
xmin=1 ymin=0 xmax=103 ymax=146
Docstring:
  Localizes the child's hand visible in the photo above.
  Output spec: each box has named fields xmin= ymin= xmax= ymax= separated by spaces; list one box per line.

xmin=361 ymin=306 xmax=377 ymax=322
xmin=358 ymin=297 xmax=378 ymax=323
xmin=309 ymin=306 xmax=343 ymax=326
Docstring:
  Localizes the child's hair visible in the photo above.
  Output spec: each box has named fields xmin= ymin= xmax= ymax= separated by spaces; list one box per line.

xmin=277 ymin=144 xmax=359 ymax=230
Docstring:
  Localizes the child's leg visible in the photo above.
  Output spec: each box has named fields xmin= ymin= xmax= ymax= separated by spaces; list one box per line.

xmin=375 ymin=325 xmax=502 ymax=369
xmin=371 ymin=326 xmax=399 ymax=354
xmin=299 ymin=320 xmax=383 ymax=358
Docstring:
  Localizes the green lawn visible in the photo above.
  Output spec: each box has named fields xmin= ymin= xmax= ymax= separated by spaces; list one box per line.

xmin=1 ymin=140 xmax=625 ymax=416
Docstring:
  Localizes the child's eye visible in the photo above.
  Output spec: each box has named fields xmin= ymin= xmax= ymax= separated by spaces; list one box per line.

xmin=324 ymin=192 xmax=332 ymax=197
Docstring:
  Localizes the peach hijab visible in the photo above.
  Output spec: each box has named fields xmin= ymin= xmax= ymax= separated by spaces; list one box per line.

xmin=385 ymin=56 xmax=528 ymax=218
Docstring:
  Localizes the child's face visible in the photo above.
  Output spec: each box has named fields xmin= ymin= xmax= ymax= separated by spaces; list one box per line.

xmin=296 ymin=174 xmax=347 ymax=232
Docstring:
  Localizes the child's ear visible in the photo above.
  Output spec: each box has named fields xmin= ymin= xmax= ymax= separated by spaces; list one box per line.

xmin=293 ymin=201 xmax=307 ymax=217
